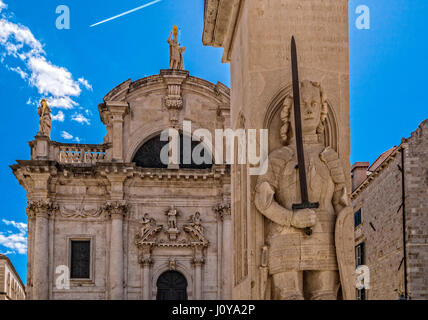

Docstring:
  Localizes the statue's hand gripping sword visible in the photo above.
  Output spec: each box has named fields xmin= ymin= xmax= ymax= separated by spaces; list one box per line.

xmin=290 ymin=36 xmax=319 ymax=236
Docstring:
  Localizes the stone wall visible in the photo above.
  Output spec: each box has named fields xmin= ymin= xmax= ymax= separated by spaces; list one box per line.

xmin=203 ymin=0 xmax=351 ymax=299
xmin=0 ymin=255 xmax=26 ymax=300
xmin=404 ymin=120 xmax=428 ymax=299
xmin=352 ymin=119 xmax=428 ymax=300
xmin=352 ymin=151 xmax=405 ymax=300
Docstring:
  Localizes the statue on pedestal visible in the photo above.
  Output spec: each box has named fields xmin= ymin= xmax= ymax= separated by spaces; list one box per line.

xmin=37 ymin=99 xmax=52 ymax=138
xmin=168 ymin=25 xmax=185 ymax=70
xmin=255 ymin=80 xmax=354 ymax=300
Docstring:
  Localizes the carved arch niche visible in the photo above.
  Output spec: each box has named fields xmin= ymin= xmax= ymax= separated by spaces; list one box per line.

xmin=264 ymin=83 xmax=339 ymax=153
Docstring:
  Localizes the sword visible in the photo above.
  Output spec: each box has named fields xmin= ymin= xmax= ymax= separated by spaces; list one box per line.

xmin=290 ymin=36 xmax=319 ymax=236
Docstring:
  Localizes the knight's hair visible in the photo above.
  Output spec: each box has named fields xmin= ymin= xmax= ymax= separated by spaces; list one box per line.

xmin=280 ymin=81 xmax=328 ymax=145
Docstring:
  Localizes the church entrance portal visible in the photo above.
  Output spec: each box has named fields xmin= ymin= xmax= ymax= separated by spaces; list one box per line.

xmin=156 ymin=271 xmax=188 ymax=300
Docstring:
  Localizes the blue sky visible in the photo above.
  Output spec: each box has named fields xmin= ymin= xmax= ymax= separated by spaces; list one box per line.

xmin=0 ymin=0 xmax=427 ymax=283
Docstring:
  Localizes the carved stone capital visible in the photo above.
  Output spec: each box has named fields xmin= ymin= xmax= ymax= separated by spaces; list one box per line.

xmin=214 ymin=203 xmax=231 ymax=221
xmin=193 ymin=257 xmax=205 ymax=266
xmin=103 ymin=201 xmax=129 ymax=219
xmin=139 ymin=245 xmax=153 ymax=267
xmin=26 ymin=200 xmax=58 ymax=218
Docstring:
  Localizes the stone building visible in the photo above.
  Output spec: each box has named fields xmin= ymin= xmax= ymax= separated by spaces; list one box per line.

xmin=10 ymin=37 xmax=233 ymax=299
xmin=351 ymin=119 xmax=428 ymax=300
xmin=203 ymin=0 xmax=354 ymax=299
xmin=0 ymin=254 xmax=26 ymax=300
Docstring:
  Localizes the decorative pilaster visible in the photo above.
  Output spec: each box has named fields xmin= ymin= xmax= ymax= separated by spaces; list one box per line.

xmin=104 ymin=201 xmax=128 ymax=300
xmin=215 ymin=203 xmax=232 ymax=299
xmin=100 ymin=101 xmax=129 ymax=162
xmin=26 ymin=200 xmax=58 ymax=300
xmin=193 ymin=246 xmax=205 ymax=300
xmin=140 ymin=246 xmax=153 ymax=300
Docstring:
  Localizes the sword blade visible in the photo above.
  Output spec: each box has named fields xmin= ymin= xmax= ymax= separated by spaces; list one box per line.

xmin=291 ymin=36 xmax=309 ymax=204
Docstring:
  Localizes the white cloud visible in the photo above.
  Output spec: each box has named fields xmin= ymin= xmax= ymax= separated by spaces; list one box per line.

xmin=8 ymin=65 xmax=27 ymax=79
xmin=0 ymin=3 xmax=92 ymax=111
xmin=72 ymin=113 xmax=90 ymax=125
xmin=78 ymin=77 xmax=92 ymax=91
xmin=49 ymin=96 xmax=77 ymax=109
xmin=61 ymin=131 xmax=73 ymax=140
xmin=0 ymin=219 xmax=27 ymax=255
xmin=27 ymin=56 xmax=81 ymax=97
xmin=74 ymin=137 xmax=81 ymax=143
xmin=0 ymin=1 xmax=7 ymax=12
xmin=52 ymin=111 xmax=65 ymax=122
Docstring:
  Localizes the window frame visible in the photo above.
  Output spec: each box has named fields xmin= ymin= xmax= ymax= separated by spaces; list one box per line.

xmin=354 ymin=209 xmax=362 ymax=228
xmin=355 ymin=242 xmax=365 ymax=267
xmin=67 ymin=236 xmax=95 ymax=284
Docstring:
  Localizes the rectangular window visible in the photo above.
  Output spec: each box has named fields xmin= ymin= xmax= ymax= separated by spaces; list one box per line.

xmin=356 ymin=242 xmax=366 ymax=300
xmin=354 ymin=209 xmax=362 ymax=227
xmin=356 ymin=288 xmax=366 ymax=300
xmin=355 ymin=242 xmax=365 ymax=267
xmin=70 ymin=240 xmax=91 ymax=279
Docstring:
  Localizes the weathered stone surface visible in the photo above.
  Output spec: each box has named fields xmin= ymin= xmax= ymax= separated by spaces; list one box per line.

xmin=352 ymin=119 xmax=428 ymax=300
xmin=0 ymin=254 xmax=26 ymax=300
xmin=203 ymin=0 xmax=352 ymax=299
xmin=11 ymin=68 xmax=232 ymax=300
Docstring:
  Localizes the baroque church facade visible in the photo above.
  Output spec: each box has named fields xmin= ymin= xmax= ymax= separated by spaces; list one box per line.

xmin=11 ymin=28 xmax=232 ymax=300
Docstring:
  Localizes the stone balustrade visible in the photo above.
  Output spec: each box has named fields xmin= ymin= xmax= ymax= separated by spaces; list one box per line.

xmin=56 ymin=143 xmax=110 ymax=164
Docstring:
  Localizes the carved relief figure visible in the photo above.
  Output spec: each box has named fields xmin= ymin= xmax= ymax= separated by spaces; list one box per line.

xmin=37 ymin=99 xmax=52 ymax=137
xmin=136 ymin=214 xmax=162 ymax=244
xmin=190 ymin=212 xmax=203 ymax=234
xmin=255 ymin=80 xmax=354 ymax=300
xmin=168 ymin=25 xmax=185 ymax=70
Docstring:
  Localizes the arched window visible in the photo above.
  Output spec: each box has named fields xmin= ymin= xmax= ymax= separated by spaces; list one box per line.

xmin=133 ymin=134 xmax=212 ymax=169
xmin=156 ymin=271 xmax=188 ymax=301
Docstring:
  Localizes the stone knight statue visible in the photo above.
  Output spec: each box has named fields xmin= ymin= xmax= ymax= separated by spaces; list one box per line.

xmin=37 ymin=99 xmax=52 ymax=138
xmin=168 ymin=25 xmax=186 ymax=70
xmin=255 ymin=80 xmax=355 ymax=300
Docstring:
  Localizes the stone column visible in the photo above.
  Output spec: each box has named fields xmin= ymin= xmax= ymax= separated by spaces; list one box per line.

xmin=216 ymin=203 xmax=232 ymax=299
xmin=105 ymin=201 xmax=128 ymax=300
xmin=27 ymin=200 xmax=56 ymax=300
xmin=140 ymin=245 xmax=152 ymax=300
xmin=193 ymin=246 xmax=204 ymax=300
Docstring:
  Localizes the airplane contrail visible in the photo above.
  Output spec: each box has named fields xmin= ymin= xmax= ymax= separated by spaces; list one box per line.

xmin=90 ymin=0 xmax=162 ymax=28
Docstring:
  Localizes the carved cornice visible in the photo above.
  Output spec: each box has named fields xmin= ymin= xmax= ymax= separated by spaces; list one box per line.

xmin=203 ymin=0 xmax=244 ymax=62
xmin=103 ymin=201 xmax=129 ymax=219
xmin=26 ymin=200 xmax=58 ymax=218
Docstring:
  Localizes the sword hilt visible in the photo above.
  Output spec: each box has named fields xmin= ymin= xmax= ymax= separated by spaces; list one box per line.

xmin=292 ymin=201 xmax=319 ymax=237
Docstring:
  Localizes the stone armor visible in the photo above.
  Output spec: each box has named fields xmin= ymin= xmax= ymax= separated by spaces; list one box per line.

xmin=256 ymin=143 xmax=346 ymax=274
